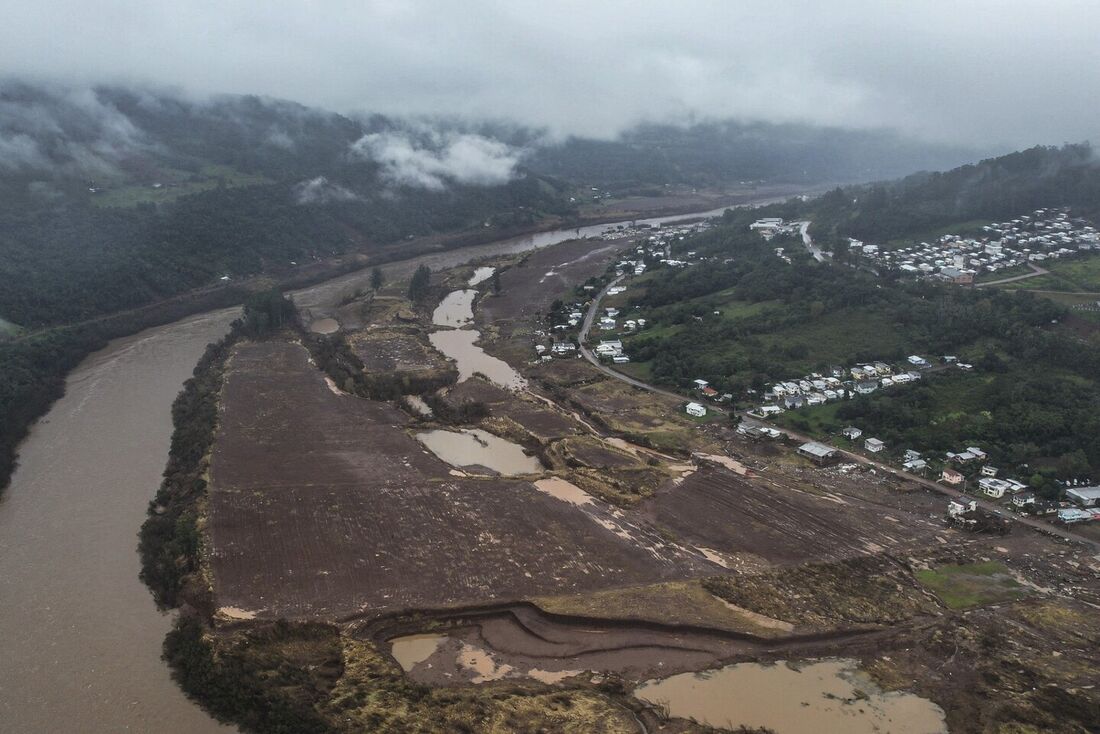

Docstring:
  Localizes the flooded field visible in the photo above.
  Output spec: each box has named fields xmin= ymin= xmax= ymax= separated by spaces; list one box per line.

xmin=416 ymin=428 xmax=542 ymax=475
xmin=634 ymin=659 xmax=946 ymax=734
xmin=428 ymin=328 xmax=526 ymax=389
xmin=432 ymin=289 xmax=477 ymax=327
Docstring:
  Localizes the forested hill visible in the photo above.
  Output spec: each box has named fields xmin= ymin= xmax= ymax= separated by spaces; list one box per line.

xmin=765 ymin=143 xmax=1100 ymax=245
xmin=526 ymin=120 xmax=985 ymax=189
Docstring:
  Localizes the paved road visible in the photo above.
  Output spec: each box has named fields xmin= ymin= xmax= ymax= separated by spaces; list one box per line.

xmin=976 ymin=262 xmax=1048 ymax=287
xmin=577 ymin=274 xmax=1100 ymax=552
xmin=799 ymin=220 xmax=827 ymax=262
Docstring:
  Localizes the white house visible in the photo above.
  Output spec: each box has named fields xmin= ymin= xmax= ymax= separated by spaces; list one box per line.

xmin=842 ymin=426 xmax=863 ymax=440
xmin=685 ymin=402 xmax=707 ymax=417
xmin=865 ymin=437 xmax=886 ymax=453
xmin=948 ymin=498 xmax=977 ymax=517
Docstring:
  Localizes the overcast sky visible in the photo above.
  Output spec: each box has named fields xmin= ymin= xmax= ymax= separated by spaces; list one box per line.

xmin=3 ymin=1 xmax=1098 ymax=146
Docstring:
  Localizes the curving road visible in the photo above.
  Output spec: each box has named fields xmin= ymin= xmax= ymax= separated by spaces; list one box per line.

xmin=976 ymin=262 xmax=1048 ymax=288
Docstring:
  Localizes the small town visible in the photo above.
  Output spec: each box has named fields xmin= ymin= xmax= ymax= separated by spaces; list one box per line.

xmin=846 ymin=208 xmax=1099 ymax=282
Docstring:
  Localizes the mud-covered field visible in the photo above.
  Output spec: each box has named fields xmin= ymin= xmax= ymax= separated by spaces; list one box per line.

xmin=207 ymin=340 xmax=708 ymax=620
xmin=642 ymin=466 xmax=942 ymax=567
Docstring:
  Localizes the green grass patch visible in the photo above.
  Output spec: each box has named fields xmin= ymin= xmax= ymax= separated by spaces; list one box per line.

xmin=773 ymin=401 xmax=843 ymax=436
xmin=753 ymin=307 xmax=909 ymax=370
xmin=1003 ymin=254 xmax=1100 ymax=293
xmin=92 ymin=165 xmax=270 ymax=208
xmin=614 ymin=360 xmax=653 ymax=381
xmin=916 ymin=561 xmax=1029 ymax=609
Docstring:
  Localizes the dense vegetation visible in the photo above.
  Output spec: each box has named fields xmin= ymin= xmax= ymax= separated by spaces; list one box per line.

xmin=527 ymin=120 xmax=982 ymax=189
xmin=620 ymin=210 xmax=1100 ymax=478
xmin=762 ymin=143 xmax=1100 ymax=248
xmin=138 ymin=290 xmax=294 ymax=608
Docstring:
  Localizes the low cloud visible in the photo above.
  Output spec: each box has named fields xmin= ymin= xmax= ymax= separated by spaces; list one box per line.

xmin=351 ymin=131 xmax=523 ymax=190
xmin=0 ymin=82 xmax=152 ymax=176
xmin=292 ymin=176 xmax=358 ymax=204
xmin=0 ymin=132 xmax=48 ymax=170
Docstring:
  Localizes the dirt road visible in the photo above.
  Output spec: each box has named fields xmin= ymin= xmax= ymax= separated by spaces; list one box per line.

xmin=976 ymin=262 xmax=1048 ymax=287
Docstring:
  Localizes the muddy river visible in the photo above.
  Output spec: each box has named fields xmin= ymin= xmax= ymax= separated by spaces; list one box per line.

xmin=634 ymin=659 xmax=946 ymax=734
xmin=0 ymin=200 xmax=772 ymax=732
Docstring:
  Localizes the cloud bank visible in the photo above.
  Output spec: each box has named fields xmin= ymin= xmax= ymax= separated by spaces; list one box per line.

xmin=352 ymin=132 xmax=523 ymax=190
xmin=1 ymin=2 xmax=1098 ymax=147
xmin=292 ymin=176 xmax=359 ymax=204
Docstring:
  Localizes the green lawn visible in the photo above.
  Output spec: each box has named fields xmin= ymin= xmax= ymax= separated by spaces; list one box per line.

xmin=1003 ymin=254 xmax=1100 ymax=293
xmin=92 ymin=164 xmax=270 ymax=208
xmin=773 ymin=401 xmax=843 ymax=436
xmin=916 ymin=562 xmax=1029 ymax=609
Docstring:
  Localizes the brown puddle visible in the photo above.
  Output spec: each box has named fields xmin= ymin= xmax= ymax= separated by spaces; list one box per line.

xmin=416 ymin=428 xmax=542 ymax=475
xmin=634 ymin=659 xmax=946 ymax=734
xmin=309 ymin=317 xmax=340 ymax=334
xmin=390 ymin=634 xmax=447 ymax=672
xmin=532 ymin=477 xmax=594 ymax=506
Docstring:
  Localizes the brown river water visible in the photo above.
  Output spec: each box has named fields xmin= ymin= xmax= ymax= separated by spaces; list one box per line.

xmin=0 ymin=202 xmax=764 ymax=732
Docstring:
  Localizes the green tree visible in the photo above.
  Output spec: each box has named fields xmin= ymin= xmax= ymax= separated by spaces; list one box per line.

xmin=370 ymin=267 xmax=384 ymax=290
xmin=408 ymin=264 xmax=431 ymax=302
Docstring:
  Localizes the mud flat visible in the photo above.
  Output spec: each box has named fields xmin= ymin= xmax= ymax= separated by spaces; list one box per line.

xmin=635 ymin=659 xmax=946 ymax=734
xmin=642 ymin=466 xmax=939 ymax=565
xmin=416 ymin=428 xmax=542 ymax=476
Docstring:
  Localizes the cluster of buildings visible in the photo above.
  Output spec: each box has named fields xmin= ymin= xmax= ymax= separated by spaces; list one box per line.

xmin=749 ymin=217 xmax=800 ymax=239
xmin=594 ymin=339 xmax=630 ymax=364
xmin=748 ymin=355 xmax=952 ymax=416
xmin=846 ymin=209 xmax=1098 ymax=281
xmin=597 ymin=307 xmax=647 ymax=334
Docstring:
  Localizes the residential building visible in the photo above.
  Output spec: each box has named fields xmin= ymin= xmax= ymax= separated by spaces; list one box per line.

xmin=941 ymin=468 xmax=964 ymax=486
xmin=685 ymin=402 xmax=707 ymax=418
xmin=842 ymin=426 xmax=862 ymax=440
xmin=798 ymin=442 xmax=838 ymax=465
